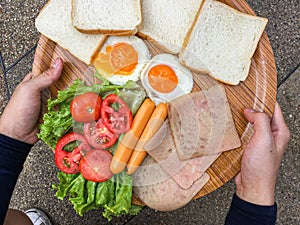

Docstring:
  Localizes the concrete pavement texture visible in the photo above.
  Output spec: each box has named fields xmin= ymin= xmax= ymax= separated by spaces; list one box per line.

xmin=0 ymin=0 xmax=299 ymax=224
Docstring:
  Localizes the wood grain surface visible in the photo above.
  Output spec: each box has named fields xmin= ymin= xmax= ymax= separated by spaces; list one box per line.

xmin=32 ymin=0 xmax=277 ymax=205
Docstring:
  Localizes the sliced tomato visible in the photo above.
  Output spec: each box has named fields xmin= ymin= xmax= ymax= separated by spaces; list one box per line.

xmin=83 ymin=119 xmax=118 ymax=149
xmin=70 ymin=92 xmax=102 ymax=123
xmin=79 ymin=149 xmax=113 ymax=182
xmin=101 ymin=94 xmax=132 ymax=135
xmin=55 ymin=132 xmax=92 ymax=174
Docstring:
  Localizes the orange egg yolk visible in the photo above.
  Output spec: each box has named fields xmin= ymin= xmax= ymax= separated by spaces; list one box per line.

xmin=148 ymin=64 xmax=178 ymax=93
xmin=93 ymin=42 xmax=138 ymax=75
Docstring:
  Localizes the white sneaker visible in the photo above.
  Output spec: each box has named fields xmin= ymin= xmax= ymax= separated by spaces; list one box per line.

xmin=24 ymin=208 xmax=52 ymax=225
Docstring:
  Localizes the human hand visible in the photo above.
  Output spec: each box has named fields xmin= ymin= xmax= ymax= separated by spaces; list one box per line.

xmin=0 ymin=58 xmax=63 ymax=144
xmin=234 ymin=102 xmax=290 ymax=205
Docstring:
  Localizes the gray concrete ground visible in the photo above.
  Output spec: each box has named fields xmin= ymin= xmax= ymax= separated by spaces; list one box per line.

xmin=0 ymin=0 xmax=299 ymax=224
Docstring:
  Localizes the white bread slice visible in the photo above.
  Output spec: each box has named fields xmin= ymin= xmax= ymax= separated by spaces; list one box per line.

xmin=138 ymin=0 xmax=203 ymax=54
xmin=35 ymin=0 xmax=106 ymax=65
xmin=72 ymin=0 xmax=142 ymax=35
xmin=180 ymin=0 xmax=268 ymax=85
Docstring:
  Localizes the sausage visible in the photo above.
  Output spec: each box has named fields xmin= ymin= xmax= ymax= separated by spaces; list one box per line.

xmin=126 ymin=103 xmax=168 ymax=174
xmin=110 ymin=98 xmax=155 ymax=174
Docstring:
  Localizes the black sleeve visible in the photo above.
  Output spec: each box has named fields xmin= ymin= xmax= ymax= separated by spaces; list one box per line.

xmin=0 ymin=134 xmax=32 ymax=225
xmin=225 ymin=193 xmax=277 ymax=225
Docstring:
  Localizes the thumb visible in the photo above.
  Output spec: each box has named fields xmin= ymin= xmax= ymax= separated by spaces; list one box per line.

xmin=30 ymin=58 xmax=64 ymax=91
xmin=243 ymin=108 xmax=256 ymax=123
xmin=244 ymin=107 xmax=271 ymax=134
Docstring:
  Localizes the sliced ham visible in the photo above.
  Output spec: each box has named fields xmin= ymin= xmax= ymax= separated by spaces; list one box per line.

xmin=168 ymin=84 xmax=241 ymax=160
xmin=204 ymin=85 xmax=241 ymax=154
xmin=168 ymin=90 xmax=211 ymax=160
xmin=201 ymin=84 xmax=227 ymax=155
xmin=132 ymin=156 xmax=210 ymax=211
xmin=132 ymin=85 xmax=240 ymax=211
xmin=145 ymin=120 xmax=220 ymax=189
xmin=220 ymin=99 xmax=242 ymax=151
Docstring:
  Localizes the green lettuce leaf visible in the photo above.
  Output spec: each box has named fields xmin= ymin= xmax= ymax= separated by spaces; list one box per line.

xmin=103 ymin=172 xmax=143 ymax=220
xmin=95 ymin=179 xmax=115 ymax=207
xmin=68 ymin=175 xmax=87 ymax=214
xmin=74 ymin=180 xmax=98 ymax=216
xmin=52 ymin=172 xmax=143 ymax=220
xmin=52 ymin=172 xmax=80 ymax=200
xmin=38 ymin=101 xmax=72 ymax=149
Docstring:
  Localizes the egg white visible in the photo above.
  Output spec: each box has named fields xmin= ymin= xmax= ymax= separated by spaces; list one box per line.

xmin=141 ymin=54 xmax=194 ymax=105
xmin=96 ymin=36 xmax=151 ymax=85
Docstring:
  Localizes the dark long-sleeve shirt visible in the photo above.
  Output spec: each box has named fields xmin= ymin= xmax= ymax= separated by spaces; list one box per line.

xmin=0 ymin=134 xmax=32 ymax=225
xmin=225 ymin=193 xmax=277 ymax=225
xmin=0 ymin=133 xmax=277 ymax=225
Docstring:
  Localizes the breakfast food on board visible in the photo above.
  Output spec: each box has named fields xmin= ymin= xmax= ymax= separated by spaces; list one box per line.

xmin=34 ymin=0 xmax=270 ymax=220
xmin=93 ymin=36 xmax=151 ymax=85
xmin=140 ymin=54 xmax=194 ymax=105
xmin=72 ymin=0 xmax=142 ymax=35
xmin=180 ymin=0 xmax=268 ymax=85
xmin=35 ymin=0 xmax=106 ymax=65
xmin=138 ymin=0 xmax=203 ymax=54
xmin=132 ymin=156 xmax=210 ymax=211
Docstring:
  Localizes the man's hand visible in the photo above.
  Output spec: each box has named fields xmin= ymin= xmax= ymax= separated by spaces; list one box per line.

xmin=234 ymin=102 xmax=290 ymax=205
xmin=0 ymin=58 xmax=63 ymax=144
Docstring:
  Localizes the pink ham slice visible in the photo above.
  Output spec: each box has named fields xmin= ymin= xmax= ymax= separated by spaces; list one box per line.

xmin=145 ymin=120 xmax=220 ymax=189
xmin=132 ymin=156 xmax=210 ymax=211
xmin=168 ymin=90 xmax=211 ymax=160
xmin=202 ymin=84 xmax=241 ymax=155
xmin=168 ymin=84 xmax=241 ymax=160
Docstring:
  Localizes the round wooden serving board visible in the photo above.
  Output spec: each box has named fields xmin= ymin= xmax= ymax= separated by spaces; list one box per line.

xmin=33 ymin=0 xmax=277 ymax=205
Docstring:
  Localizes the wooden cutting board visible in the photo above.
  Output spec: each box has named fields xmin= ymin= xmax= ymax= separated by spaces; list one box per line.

xmin=32 ymin=0 xmax=277 ymax=205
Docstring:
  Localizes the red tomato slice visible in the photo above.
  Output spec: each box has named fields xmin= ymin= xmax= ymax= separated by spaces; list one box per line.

xmin=70 ymin=92 xmax=102 ymax=123
xmin=55 ymin=132 xmax=92 ymax=174
xmin=79 ymin=149 xmax=113 ymax=182
xmin=101 ymin=94 xmax=132 ymax=135
xmin=83 ymin=119 xmax=118 ymax=149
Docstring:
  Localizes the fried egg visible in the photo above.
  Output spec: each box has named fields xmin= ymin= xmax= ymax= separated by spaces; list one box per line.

xmin=141 ymin=54 xmax=193 ymax=105
xmin=93 ymin=36 xmax=151 ymax=85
